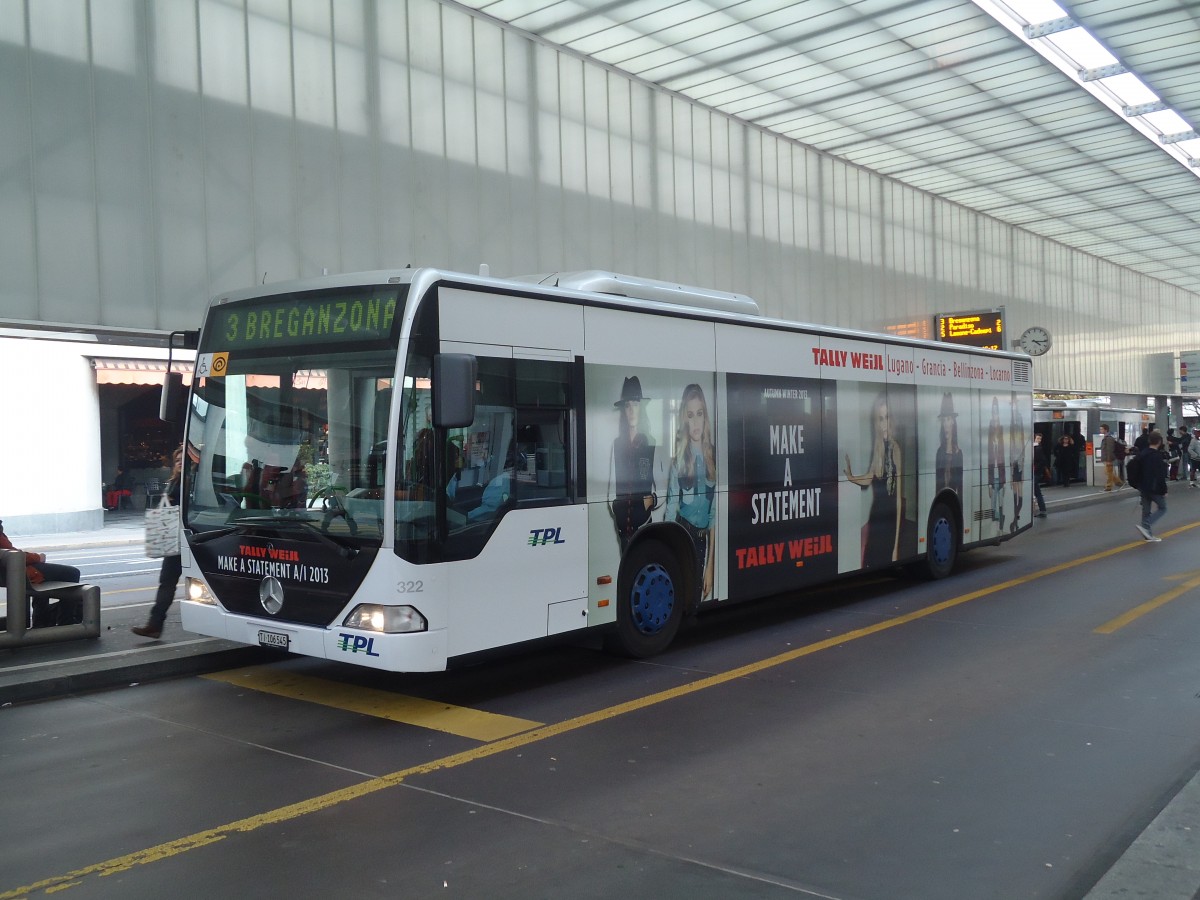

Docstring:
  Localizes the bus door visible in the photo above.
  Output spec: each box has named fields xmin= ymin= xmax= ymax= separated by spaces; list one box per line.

xmin=425 ymin=329 xmax=586 ymax=660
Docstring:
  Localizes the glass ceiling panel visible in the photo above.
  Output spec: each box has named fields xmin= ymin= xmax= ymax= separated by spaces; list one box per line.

xmin=456 ymin=0 xmax=1200 ymax=295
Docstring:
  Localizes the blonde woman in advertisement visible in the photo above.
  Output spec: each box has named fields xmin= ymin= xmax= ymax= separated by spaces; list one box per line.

xmin=665 ymin=383 xmax=716 ymax=600
xmin=844 ymin=391 xmax=902 ymax=568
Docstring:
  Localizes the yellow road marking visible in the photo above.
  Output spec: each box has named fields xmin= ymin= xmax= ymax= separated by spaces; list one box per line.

xmin=203 ymin=667 xmax=542 ymax=741
xmin=8 ymin=519 xmax=1200 ymax=899
xmin=1094 ymin=569 xmax=1200 ymax=634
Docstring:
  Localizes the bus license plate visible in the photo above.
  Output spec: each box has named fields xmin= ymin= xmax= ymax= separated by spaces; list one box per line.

xmin=258 ymin=629 xmax=290 ymax=650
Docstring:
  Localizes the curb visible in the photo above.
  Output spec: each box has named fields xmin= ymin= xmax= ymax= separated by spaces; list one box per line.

xmin=1042 ymin=487 xmax=1131 ymax=514
xmin=34 ymin=537 xmax=144 ymax=553
xmin=0 ymin=644 xmax=273 ymax=706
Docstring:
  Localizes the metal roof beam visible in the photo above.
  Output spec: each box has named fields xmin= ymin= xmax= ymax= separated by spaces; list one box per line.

xmin=1124 ymin=101 xmax=1169 ymax=117
xmin=1161 ymin=130 xmax=1200 ymax=145
xmin=1023 ymin=16 xmax=1077 ymax=39
xmin=1079 ymin=63 xmax=1128 ymax=81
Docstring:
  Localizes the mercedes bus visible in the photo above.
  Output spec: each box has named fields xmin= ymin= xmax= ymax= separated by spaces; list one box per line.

xmin=173 ymin=267 xmax=1033 ymax=671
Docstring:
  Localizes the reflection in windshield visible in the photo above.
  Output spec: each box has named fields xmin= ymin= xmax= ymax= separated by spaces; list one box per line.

xmin=186 ymin=352 xmax=395 ymax=544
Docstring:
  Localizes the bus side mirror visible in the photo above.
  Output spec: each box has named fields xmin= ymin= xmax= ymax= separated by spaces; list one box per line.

xmin=159 ymin=371 xmax=184 ymax=422
xmin=158 ymin=329 xmax=199 ymax=423
xmin=433 ymin=353 xmax=477 ymax=429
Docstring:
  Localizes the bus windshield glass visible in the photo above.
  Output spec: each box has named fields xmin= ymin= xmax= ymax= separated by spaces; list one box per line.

xmin=185 ymin=285 xmax=406 ymax=545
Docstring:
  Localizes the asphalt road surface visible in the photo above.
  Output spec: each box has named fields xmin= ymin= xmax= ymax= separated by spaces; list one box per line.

xmin=4 ymin=492 xmax=1200 ymax=899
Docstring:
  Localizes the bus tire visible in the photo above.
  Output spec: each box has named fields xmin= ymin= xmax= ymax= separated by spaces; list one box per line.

xmin=924 ymin=500 xmax=959 ymax=580
xmin=607 ymin=540 xmax=684 ymax=658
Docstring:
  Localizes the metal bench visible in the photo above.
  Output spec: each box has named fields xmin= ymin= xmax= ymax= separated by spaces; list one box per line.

xmin=142 ymin=480 xmax=167 ymax=508
xmin=0 ymin=549 xmax=101 ymax=647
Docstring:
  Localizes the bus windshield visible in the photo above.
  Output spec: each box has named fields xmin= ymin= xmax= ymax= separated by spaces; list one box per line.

xmin=184 ymin=281 xmax=408 ymax=551
xmin=186 ymin=350 xmax=397 ymax=543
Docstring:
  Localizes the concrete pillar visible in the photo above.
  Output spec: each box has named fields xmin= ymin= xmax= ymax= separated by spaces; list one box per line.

xmin=1154 ymin=397 xmax=1170 ymax=433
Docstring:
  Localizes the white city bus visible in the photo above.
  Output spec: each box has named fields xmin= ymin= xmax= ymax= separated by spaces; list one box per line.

xmin=177 ymin=267 xmax=1032 ymax=671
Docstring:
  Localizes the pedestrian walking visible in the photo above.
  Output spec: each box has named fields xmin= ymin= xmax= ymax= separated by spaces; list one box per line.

xmin=133 ymin=444 xmax=183 ymax=639
xmin=1032 ymin=433 xmax=1048 ymax=517
xmin=1130 ymin=430 xmax=1168 ymax=542
xmin=1188 ymin=427 xmax=1200 ymax=486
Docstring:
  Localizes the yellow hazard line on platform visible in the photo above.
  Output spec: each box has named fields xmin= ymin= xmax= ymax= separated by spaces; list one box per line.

xmin=203 ymin=666 xmax=542 ymax=741
xmin=7 ymin=520 xmax=1200 ymax=899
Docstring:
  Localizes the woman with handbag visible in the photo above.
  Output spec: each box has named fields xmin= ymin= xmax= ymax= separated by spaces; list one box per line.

xmin=133 ymin=445 xmax=183 ymax=639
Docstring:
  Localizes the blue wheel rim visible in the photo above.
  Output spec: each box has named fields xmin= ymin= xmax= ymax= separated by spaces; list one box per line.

xmin=930 ymin=515 xmax=953 ymax=566
xmin=630 ymin=562 xmax=675 ymax=635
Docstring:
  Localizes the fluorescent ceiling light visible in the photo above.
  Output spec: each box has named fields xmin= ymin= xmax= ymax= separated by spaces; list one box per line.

xmin=1044 ymin=29 xmax=1116 ymax=69
xmin=1002 ymin=0 xmax=1066 ymax=21
xmin=1100 ymin=73 xmax=1158 ymax=107
xmin=1143 ymin=110 xmax=1191 ymax=134
xmin=972 ymin=0 xmax=1200 ymax=179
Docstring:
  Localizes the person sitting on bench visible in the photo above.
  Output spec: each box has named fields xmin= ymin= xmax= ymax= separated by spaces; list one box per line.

xmin=0 ymin=518 xmax=82 ymax=627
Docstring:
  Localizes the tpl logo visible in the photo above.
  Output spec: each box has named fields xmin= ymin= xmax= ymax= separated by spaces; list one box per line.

xmin=528 ymin=527 xmax=566 ymax=546
xmin=337 ymin=633 xmax=380 ymax=657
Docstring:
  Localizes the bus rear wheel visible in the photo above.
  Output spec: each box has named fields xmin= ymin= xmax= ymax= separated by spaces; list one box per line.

xmin=924 ymin=501 xmax=959 ymax=580
xmin=608 ymin=540 xmax=684 ymax=658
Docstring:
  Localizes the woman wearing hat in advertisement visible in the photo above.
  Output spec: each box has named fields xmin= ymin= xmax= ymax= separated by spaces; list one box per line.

xmin=935 ymin=392 xmax=964 ymax=497
xmin=608 ymin=376 xmax=657 ymax=553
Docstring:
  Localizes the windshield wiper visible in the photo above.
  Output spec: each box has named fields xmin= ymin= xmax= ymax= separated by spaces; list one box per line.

xmin=232 ymin=515 xmax=360 ymax=559
xmin=190 ymin=525 xmax=239 ymax=544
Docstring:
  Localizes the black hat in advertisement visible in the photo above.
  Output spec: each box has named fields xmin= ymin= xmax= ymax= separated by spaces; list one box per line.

xmin=615 ymin=376 xmax=648 ymax=408
xmin=937 ymin=392 xmax=958 ymax=419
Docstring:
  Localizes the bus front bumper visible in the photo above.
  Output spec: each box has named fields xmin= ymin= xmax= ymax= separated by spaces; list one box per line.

xmin=181 ymin=600 xmax=450 ymax=672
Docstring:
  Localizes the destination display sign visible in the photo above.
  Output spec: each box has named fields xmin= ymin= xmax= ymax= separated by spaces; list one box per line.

xmin=202 ymin=287 xmax=403 ymax=353
xmin=934 ymin=309 xmax=1004 ymax=350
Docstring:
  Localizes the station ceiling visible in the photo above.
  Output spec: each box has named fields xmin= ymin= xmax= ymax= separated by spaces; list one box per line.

xmin=460 ymin=0 xmax=1200 ymax=296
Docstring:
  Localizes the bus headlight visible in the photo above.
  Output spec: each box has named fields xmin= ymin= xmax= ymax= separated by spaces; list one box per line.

xmin=342 ymin=604 xmax=428 ymax=634
xmin=187 ymin=577 xmax=216 ymax=604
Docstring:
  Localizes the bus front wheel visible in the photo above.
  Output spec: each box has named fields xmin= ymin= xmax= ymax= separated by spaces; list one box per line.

xmin=924 ymin=501 xmax=959 ymax=580
xmin=607 ymin=540 xmax=684 ymax=658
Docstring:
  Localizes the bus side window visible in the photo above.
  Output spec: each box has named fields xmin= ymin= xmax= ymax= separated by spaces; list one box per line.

xmin=513 ymin=357 xmax=571 ymax=504
xmin=441 ymin=356 xmax=571 ymax=556
xmin=513 ymin=410 xmax=568 ymax=502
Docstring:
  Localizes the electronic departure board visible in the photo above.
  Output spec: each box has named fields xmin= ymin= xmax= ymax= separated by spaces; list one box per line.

xmin=202 ymin=286 xmax=404 ymax=353
xmin=934 ymin=309 xmax=1004 ymax=351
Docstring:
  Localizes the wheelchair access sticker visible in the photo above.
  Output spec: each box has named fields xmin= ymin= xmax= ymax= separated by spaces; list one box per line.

xmin=196 ymin=352 xmax=229 ymax=378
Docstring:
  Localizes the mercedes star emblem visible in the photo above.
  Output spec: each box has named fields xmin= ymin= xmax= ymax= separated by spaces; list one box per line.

xmin=259 ymin=576 xmax=285 ymax=615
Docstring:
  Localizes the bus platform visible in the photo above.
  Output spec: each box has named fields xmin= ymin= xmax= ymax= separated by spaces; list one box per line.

xmin=0 ymin=478 xmax=1150 ymax=706
xmin=0 ymin=512 xmax=267 ymax=708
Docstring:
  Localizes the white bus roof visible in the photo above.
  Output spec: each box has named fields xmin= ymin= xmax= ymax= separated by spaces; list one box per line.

xmin=209 ymin=266 xmax=1027 ymax=361
xmin=508 ymin=270 xmax=761 ymax=317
